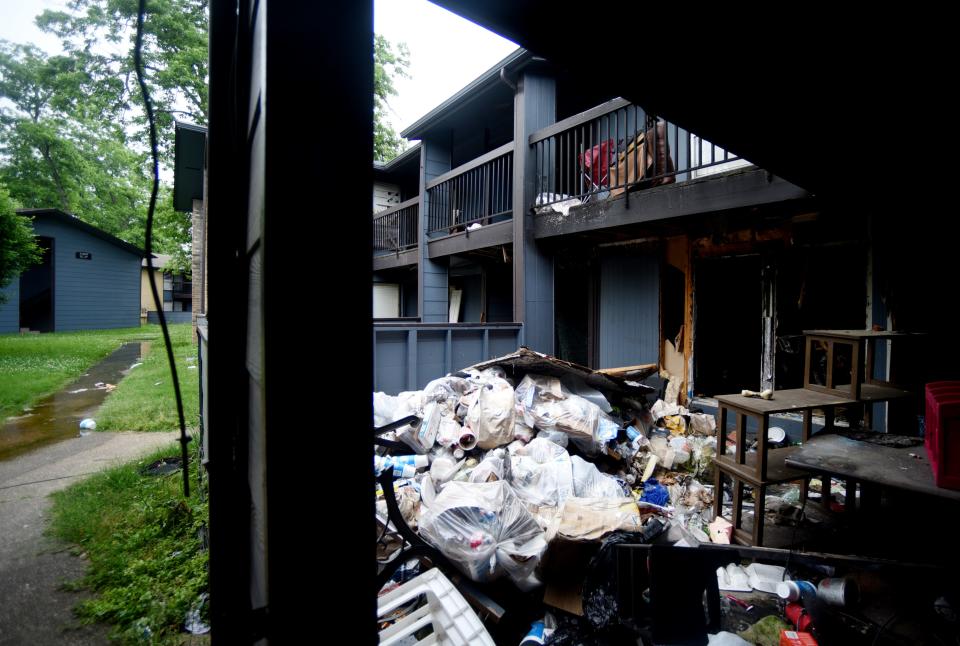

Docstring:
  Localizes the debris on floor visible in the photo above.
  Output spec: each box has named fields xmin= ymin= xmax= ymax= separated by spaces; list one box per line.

xmin=372 ymin=348 xmax=960 ymax=645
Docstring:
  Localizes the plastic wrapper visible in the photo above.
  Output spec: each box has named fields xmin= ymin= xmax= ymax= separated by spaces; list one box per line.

xmin=465 ymin=377 xmax=516 ymax=449
xmin=422 ymin=375 xmax=472 ymax=405
xmin=515 ymin=374 xmax=601 ymax=441
xmin=375 ymin=480 xmax=422 ymax=530
xmin=513 ymin=419 xmax=536 ymax=443
xmin=373 ymin=392 xmax=400 ymax=428
xmin=418 ymin=480 xmax=546 ymax=587
xmin=436 ymin=414 xmax=463 ymax=448
xmin=668 ymin=436 xmax=691 ymax=465
xmin=531 ymin=393 xmax=600 ymax=440
xmin=689 ymin=436 xmax=717 ymax=479
xmin=596 ymin=414 xmax=619 ymax=443
xmin=429 ymin=448 xmax=465 ymax=484
xmin=570 ymin=455 xmax=624 ymax=499
xmin=650 ymin=399 xmax=688 ymax=421
xmin=547 ymin=497 xmax=644 ymax=542
xmin=648 ymin=436 xmax=677 ymax=469
xmin=536 ymin=429 xmax=568 ymax=448
xmin=509 ymin=437 xmax=573 ymax=507
xmin=663 ymin=415 xmax=687 ymax=435
xmin=376 ymin=390 xmax=439 ymax=454
xmin=469 ymin=449 xmax=512 ymax=483
xmin=688 ymin=412 xmax=717 ymax=436
xmin=639 ymin=478 xmax=669 ymax=506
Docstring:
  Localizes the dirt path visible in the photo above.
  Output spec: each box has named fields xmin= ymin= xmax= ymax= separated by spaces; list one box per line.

xmin=0 ymin=431 xmax=180 ymax=645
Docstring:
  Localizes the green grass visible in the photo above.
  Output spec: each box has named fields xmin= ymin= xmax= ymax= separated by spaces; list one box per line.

xmin=0 ymin=326 xmax=162 ymax=420
xmin=49 ymin=442 xmax=208 ymax=645
xmin=97 ymin=324 xmax=199 ymax=432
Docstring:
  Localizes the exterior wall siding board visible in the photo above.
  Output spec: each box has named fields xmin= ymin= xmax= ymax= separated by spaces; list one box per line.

xmin=374 ymin=331 xmax=409 ymax=394
xmin=26 ymin=217 xmax=141 ymax=331
xmin=451 ymin=331 xmax=483 ymax=372
xmin=599 ymin=254 xmax=660 ymax=368
xmin=0 ymin=283 xmax=19 ymax=332
xmin=416 ymin=331 xmax=447 ymax=386
xmin=419 ymin=139 xmax=451 ymax=322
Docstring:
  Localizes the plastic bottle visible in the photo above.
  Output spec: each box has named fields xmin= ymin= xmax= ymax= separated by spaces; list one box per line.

xmin=817 ymin=577 xmax=858 ymax=607
xmin=373 ymin=454 xmax=428 ymax=478
xmin=519 ymin=619 xmax=546 ymax=645
xmin=776 ymin=580 xmax=817 ymax=602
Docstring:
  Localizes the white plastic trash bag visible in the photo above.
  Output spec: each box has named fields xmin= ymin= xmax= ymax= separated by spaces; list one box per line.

xmin=469 ymin=449 xmax=512 ymax=483
xmin=466 ymin=377 xmax=516 ymax=449
xmin=509 ymin=437 xmax=574 ymax=508
xmin=418 ymin=480 xmax=546 ymax=587
xmin=570 ymin=455 xmax=624 ymax=499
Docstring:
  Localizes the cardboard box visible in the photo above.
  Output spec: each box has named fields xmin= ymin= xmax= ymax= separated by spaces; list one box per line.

xmin=780 ymin=630 xmax=818 ymax=646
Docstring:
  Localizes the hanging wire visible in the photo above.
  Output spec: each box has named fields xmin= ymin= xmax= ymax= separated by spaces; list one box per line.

xmin=135 ymin=0 xmax=191 ymax=497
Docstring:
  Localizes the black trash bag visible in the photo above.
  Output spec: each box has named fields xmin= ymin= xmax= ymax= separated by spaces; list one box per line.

xmin=582 ymin=531 xmax=649 ymax=630
xmin=546 ymin=611 xmax=638 ymax=646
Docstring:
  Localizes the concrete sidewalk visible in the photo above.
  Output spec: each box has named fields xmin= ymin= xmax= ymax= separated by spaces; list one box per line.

xmin=0 ymin=431 xmax=180 ymax=645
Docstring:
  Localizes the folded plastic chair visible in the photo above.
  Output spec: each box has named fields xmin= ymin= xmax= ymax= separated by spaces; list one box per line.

xmin=578 ymin=138 xmax=616 ymax=203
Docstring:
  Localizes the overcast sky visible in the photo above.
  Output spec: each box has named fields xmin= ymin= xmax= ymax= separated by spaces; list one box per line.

xmin=0 ymin=1 xmax=518 ymax=136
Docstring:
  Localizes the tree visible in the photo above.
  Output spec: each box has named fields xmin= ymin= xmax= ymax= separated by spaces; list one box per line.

xmin=0 ymin=0 xmax=208 ymax=262
xmin=36 ymin=0 xmax=209 ymax=160
xmin=374 ymin=34 xmax=410 ymax=163
xmin=0 ymin=184 xmax=40 ymax=304
xmin=0 ymin=41 xmax=154 ymax=245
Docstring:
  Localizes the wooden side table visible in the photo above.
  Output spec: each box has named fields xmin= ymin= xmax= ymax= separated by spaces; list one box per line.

xmin=713 ymin=389 xmax=856 ymax=546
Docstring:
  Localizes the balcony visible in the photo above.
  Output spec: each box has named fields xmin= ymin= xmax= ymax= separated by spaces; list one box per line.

xmin=425 ymin=142 xmax=514 ymax=258
xmin=373 ymin=197 xmax=419 ymax=271
xmin=528 ymin=99 xmax=804 ymax=238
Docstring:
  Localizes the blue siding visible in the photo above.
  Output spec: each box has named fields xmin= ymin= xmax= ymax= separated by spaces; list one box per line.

xmin=0 ymin=282 xmax=18 ymax=333
xmin=31 ymin=216 xmax=142 ymax=331
xmin=373 ymin=324 xmax=524 ymax=394
xmin=420 ymin=139 xmax=450 ymax=322
xmin=599 ymin=254 xmax=660 ymax=368
xmin=515 ymin=73 xmax=556 ymax=353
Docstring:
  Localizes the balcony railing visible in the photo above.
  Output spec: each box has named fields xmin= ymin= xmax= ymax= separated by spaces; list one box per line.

xmin=373 ymin=197 xmax=419 ymax=254
xmin=426 ymin=142 xmax=513 ymax=235
xmin=529 ymin=98 xmax=747 ymax=209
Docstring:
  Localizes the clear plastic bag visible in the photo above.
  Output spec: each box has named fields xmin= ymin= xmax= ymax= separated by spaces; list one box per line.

xmin=465 ymin=377 xmax=516 ymax=449
xmin=509 ymin=437 xmax=573 ymax=507
xmin=418 ymin=480 xmax=546 ymax=586
xmin=570 ymin=455 xmax=624 ymax=498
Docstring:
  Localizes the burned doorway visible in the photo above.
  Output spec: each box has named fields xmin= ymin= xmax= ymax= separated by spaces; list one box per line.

xmin=20 ymin=236 xmax=54 ymax=332
xmin=694 ymin=254 xmax=761 ymax=396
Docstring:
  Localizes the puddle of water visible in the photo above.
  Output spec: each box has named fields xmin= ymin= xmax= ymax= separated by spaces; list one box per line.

xmin=0 ymin=342 xmax=150 ymax=461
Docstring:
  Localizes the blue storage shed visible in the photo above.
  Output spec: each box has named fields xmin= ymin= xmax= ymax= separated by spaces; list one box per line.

xmin=0 ymin=209 xmax=145 ymax=333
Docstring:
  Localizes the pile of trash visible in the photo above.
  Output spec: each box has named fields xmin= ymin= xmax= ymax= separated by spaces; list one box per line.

xmin=373 ymin=349 xmax=725 ymax=592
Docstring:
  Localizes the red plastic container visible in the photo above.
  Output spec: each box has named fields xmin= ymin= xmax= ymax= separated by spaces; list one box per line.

xmin=780 ymin=630 xmax=818 ymax=646
xmin=925 ymin=382 xmax=960 ymax=490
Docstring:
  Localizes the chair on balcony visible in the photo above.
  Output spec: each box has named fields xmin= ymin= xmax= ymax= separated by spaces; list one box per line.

xmin=578 ymin=138 xmax=617 ymax=203
xmin=608 ymin=120 xmax=675 ymax=198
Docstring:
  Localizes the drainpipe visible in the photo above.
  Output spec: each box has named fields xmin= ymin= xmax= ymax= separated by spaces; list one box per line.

xmin=499 ymin=67 xmax=516 ymax=91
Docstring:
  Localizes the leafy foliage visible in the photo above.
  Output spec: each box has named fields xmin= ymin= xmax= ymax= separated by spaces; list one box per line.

xmin=0 ymin=184 xmax=40 ymax=304
xmin=0 ymin=0 xmax=207 ymax=269
xmin=50 ymin=441 xmax=209 ymax=645
xmin=374 ymin=34 xmax=410 ymax=163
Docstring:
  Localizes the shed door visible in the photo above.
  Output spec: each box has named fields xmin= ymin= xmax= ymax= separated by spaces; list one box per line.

xmin=598 ymin=254 xmax=659 ymax=369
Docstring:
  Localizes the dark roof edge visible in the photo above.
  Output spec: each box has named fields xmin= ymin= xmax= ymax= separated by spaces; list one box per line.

xmin=17 ymin=208 xmax=147 ymax=257
xmin=175 ymin=121 xmax=208 ymax=134
xmin=374 ymin=142 xmax=422 ymax=171
xmin=400 ymin=48 xmax=530 ymax=139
